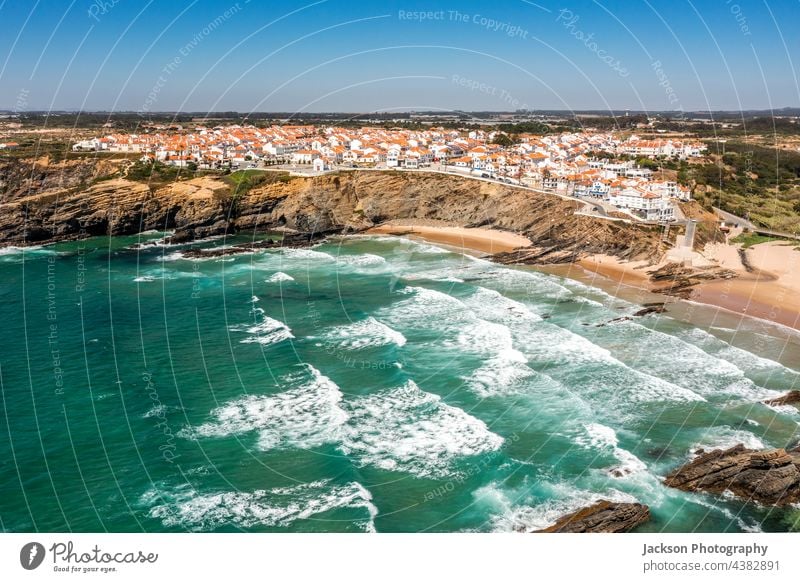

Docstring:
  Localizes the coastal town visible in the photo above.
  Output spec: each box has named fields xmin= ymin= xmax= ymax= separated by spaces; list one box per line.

xmin=71 ymin=125 xmax=707 ymax=223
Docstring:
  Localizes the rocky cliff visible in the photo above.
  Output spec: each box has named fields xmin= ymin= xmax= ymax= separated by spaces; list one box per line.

xmin=665 ymin=445 xmax=800 ymax=506
xmin=0 ymin=159 xmax=671 ymax=265
xmin=534 ymin=500 xmax=650 ymax=533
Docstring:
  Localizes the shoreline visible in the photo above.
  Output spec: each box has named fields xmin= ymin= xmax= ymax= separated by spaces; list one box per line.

xmin=22 ymin=221 xmax=800 ymax=335
xmin=368 ymin=223 xmax=800 ymax=334
xmin=366 ymin=221 xmax=533 ymax=255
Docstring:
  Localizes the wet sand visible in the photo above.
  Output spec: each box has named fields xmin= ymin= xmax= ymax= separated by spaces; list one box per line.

xmin=367 ymin=224 xmax=800 ymax=332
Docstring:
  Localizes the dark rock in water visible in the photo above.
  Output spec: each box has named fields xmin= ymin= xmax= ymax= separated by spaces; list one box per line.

xmin=165 ymin=229 xmax=194 ymax=244
xmin=664 ymin=445 xmax=800 ymax=506
xmin=764 ymin=390 xmax=800 ymax=407
xmin=181 ymin=232 xmax=328 ymax=258
xmin=609 ymin=466 xmax=634 ymax=478
xmin=632 ymin=304 xmax=667 ymax=317
xmin=596 ymin=303 xmax=667 ymax=326
xmin=534 ymin=500 xmax=650 ymax=533
xmin=597 ymin=316 xmax=632 ymax=327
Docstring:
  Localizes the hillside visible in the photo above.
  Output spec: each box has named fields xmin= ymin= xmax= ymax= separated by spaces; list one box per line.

xmin=0 ymin=158 xmax=675 ymax=266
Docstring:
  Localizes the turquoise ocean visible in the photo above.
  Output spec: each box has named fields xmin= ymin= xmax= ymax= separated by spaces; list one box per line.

xmin=1 ymin=232 xmax=799 ymax=532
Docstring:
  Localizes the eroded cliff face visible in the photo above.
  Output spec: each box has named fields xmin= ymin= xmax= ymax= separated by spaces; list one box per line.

xmin=0 ymin=162 xmax=669 ymax=264
xmin=236 ymin=171 xmax=669 ymax=263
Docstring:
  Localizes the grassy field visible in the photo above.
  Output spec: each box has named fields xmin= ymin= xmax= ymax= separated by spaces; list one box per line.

xmin=687 ymin=141 xmax=800 ymax=234
xmin=223 ymin=169 xmax=295 ymax=196
xmin=729 ymin=232 xmax=785 ymax=248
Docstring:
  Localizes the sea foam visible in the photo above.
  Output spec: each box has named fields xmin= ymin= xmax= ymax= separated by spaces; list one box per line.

xmin=229 ymin=306 xmax=294 ymax=346
xmin=182 ymin=365 xmax=346 ymax=451
xmin=144 ymin=479 xmax=377 ymax=531
xmin=340 ymin=380 xmax=503 ymax=478
xmin=266 ymin=272 xmax=295 ymax=283
xmin=319 ymin=316 xmax=406 ymax=349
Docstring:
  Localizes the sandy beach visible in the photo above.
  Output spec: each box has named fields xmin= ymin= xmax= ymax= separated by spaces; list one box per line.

xmin=367 ymin=220 xmax=532 ymax=255
xmin=369 ymin=221 xmax=800 ymax=332
xmin=691 ymin=242 xmax=800 ymax=330
xmin=578 ymin=241 xmax=800 ymax=330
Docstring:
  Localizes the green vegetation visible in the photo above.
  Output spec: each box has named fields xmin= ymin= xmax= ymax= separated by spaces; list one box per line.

xmin=491 ymin=133 xmax=514 ymax=147
xmin=685 ymin=142 xmax=800 ymax=234
xmin=497 ymin=121 xmax=552 ymax=134
xmin=223 ymin=169 xmax=294 ymax=197
xmin=0 ymin=138 xmax=72 ymax=161
xmin=729 ymin=232 xmax=783 ymax=248
xmin=126 ymin=160 xmax=184 ymax=185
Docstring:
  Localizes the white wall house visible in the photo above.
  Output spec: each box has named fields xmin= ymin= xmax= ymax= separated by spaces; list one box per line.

xmin=588 ymin=180 xmax=610 ymax=199
xmin=291 ymin=149 xmax=320 ymax=164
xmin=386 ymin=149 xmax=400 ymax=168
xmin=609 ymin=188 xmax=675 ymax=221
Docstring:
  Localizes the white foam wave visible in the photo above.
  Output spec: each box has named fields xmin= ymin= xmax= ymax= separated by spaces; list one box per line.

xmin=144 ymin=479 xmax=377 ymax=531
xmin=182 ymin=365 xmax=345 ymax=451
xmin=475 ymin=265 xmax=575 ymax=299
xmin=377 ymin=286 xmax=471 ymax=331
xmin=600 ymin=320 xmax=773 ymax=400
xmin=476 ymin=482 xmax=637 ymax=532
xmin=765 ymin=403 xmax=800 ymax=416
xmin=414 ymin=243 xmax=450 ymax=254
xmin=460 ymin=286 xmax=542 ymax=324
xmin=340 ymin=380 xmax=503 ymax=478
xmin=266 ymin=272 xmax=294 ymax=283
xmin=320 ymin=317 xmax=406 ymax=349
xmin=0 ymin=245 xmax=56 ymax=256
xmin=142 ymin=404 xmax=174 ymax=419
xmin=691 ymin=426 xmax=766 ymax=453
xmin=335 ymin=253 xmax=387 ymax=267
xmin=513 ymin=322 xmax=705 ymax=404
xmin=447 ymin=319 xmax=525 ymax=359
xmin=575 ymin=423 xmax=647 ymax=478
xmin=464 ymin=356 xmax=536 ymax=398
xmin=229 ymin=308 xmax=294 ymax=346
xmin=279 ymin=248 xmax=335 ymax=262
xmin=686 ymin=495 xmax=763 ymax=533
xmin=677 ymin=327 xmax=799 ymax=378
xmin=157 ymin=251 xmax=188 ymax=261
xmin=0 ymin=245 xmax=61 ymax=263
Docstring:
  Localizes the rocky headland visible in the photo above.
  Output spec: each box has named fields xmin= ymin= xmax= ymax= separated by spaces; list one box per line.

xmin=0 ymin=157 xmax=726 ymax=294
xmin=664 ymin=445 xmax=800 ymax=506
xmin=534 ymin=500 xmax=651 ymax=533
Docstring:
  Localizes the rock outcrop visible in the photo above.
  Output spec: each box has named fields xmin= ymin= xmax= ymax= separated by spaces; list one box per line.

xmin=535 ymin=500 xmax=650 ymax=533
xmin=664 ymin=445 xmax=800 ymax=505
xmin=649 ymin=262 xmax=738 ymax=299
xmin=180 ymin=232 xmax=328 ymax=258
xmin=764 ymin=391 xmax=800 ymax=407
xmin=0 ymin=164 xmax=672 ymax=266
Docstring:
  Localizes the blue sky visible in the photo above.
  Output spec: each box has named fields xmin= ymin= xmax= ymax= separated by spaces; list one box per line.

xmin=1 ymin=0 xmax=798 ymax=112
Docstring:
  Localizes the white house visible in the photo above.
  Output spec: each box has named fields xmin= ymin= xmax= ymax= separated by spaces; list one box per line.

xmin=386 ymin=149 xmax=400 ymax=168
xmin=72 ymin=139 xmax=100 ymax=151
xmin=291 ymin=149 xmax=320 ymax=164
xmin=588 ymin=180 xmax=610 ymax=199
xmin=609 ymin=187 xmax=675 ymax=221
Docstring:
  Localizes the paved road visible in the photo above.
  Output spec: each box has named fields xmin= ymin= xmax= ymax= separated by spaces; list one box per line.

xmin=713 ymin=206 xmax=800 ymax=241
xmin=713 ymin=207 xmax=757 ymax=230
